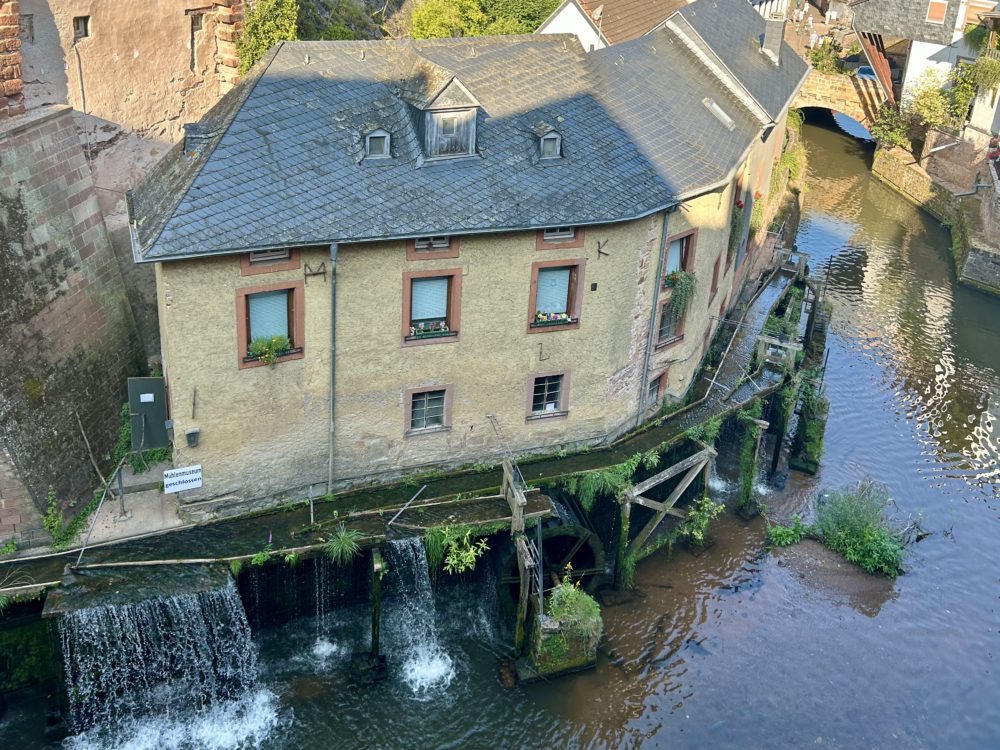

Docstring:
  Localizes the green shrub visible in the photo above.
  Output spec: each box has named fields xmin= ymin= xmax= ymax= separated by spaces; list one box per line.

xmin=685 ymin=416 xmax=723 ymax=446
xmin=43 ymin=488 xmax=102 ymax=550
xmin=238 ymin=0 xmax=299 ymax=74
xmin=813 ymin=480 xmax=904 ymax=576
xmin=110 ymin=403 xmax=173 ymax=474
xmin=325 ymin=522 xmax=361 ymax=566
xmin=248 ymin=335 xmax=292 ymax=365
xmin=547 ymin=574 xmax=603 ymax=644
xmin=678 ymin=495 xmax=724 ymax=547
xmin=807 ymin=39 xmax=843 ymax=74
xmin=869 ymin=104 xmax=910 ymax=150
xmin=768 ymin=515 xmax=808 ymax=546
xmin=0 ymin=538 xmax=16 ymax=558
xmin=786 ymin=108 xmax=804 ymax=133
xmin=229 ymin=558 xmax=244 ymax=576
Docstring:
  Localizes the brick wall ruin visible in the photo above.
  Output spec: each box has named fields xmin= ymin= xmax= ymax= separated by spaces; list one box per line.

xmin=0 ymin=0 xmax=25 ymax=118
xmin=0 ymin=106 xmax=143 ymax=522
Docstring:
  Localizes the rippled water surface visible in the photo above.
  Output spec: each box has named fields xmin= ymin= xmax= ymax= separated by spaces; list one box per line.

xmin=248 ymin=120 xmax=1000 ymax=749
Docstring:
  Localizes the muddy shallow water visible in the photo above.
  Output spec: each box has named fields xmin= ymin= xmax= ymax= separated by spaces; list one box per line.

xmin=4 ymin=117 xmax=999 ymax=750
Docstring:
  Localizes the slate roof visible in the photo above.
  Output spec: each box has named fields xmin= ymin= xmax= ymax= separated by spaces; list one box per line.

xmin=577 ymin=0 xmax=689 ymax=43
xmin=129 ymin=1 xmax=807 ymax=262
xmin=673 ymin=0 xmax=809 ymax=120
xmin=852 ymin=0 xmax=963 ymax=46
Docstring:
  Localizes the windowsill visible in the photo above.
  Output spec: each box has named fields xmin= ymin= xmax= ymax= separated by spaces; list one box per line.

xmin=526 ymin=409 xmax=569 ymax=422
xmin=423 ymin=153 xmax=478 ymax=164
xmin=655 ymin=334 xmax=684 ymax=351
xmin=528 ymin=319 xmax=579 ymax=333
xmin=402 ymin=331 xmax=459 ymax=347
xmin=405 ymin=425 xmax=452 ymax=437
xmin=240 ymin=347 xmax=304 ymax=368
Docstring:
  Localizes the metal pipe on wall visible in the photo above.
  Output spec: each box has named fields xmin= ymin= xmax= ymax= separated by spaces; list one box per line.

xmin=326 ymin=243 xmax=339 ymax=498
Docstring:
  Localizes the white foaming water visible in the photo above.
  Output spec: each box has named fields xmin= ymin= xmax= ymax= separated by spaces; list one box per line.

xmin=386 ymin=537 xmax=457 ymax=697
xmin=63 ymin=688 xmax=281 ymax=750
xmin=708 ymin=474 xmax=733 ymax=493
xmin=402 ymin=644 xmax=455 ymax=696
xmin=311 ymin=636 xmax=340 ymax=661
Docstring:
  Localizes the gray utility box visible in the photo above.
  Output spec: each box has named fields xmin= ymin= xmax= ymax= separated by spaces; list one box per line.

xmin=127 ymin=377 xmax=170 ymax=451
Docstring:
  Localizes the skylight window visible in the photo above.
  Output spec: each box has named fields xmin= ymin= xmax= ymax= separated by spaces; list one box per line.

xmin=702 ymin=98 xmax=735 ymax=131
xmin=540 ymin=132 xmax=562 ymax=159
xmin=365 ymin=129 xmax=391 ymax=158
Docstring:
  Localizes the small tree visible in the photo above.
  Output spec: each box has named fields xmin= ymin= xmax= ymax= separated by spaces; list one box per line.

xmin=238 ymin=0 xmax=300 ymax=74
xmin=410 ymin=0 xmax=486 ymax=38
xmin=868 ymin=103 xmax=910 ymax=149
xmin=908 ymin=70 xmax=951 ymax=130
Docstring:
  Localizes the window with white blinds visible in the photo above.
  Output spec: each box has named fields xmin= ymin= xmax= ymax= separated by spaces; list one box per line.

xmin=410 ymin=277 xmax=449 ymax=323
xmin=535 ymin=268 xmax=571 ymax=314
xmin=248 ymin=290 xmax=290 ymax=341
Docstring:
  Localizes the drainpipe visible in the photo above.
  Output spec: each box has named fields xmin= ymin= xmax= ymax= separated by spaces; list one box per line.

xmin=327 ymin=243 xmax=339 ymax=497
xmin=636 ymin=209 xmax=673 ymax=429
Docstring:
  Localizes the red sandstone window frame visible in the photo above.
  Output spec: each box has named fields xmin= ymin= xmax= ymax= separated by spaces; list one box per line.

xmin=405 ymin=236 xmax=461 ymax=261
xmin=235 ymin=280 xmax=305 ymax=370
xmin=401 ymin=268 xmax=463 ymax=347
xmin=404 ymin=384 xmax=454 ymax=436
xmin=525 ymin=370 xmax=571 ymax=420
xmin=536 ymin=226 xmax=585 ymax=250
xmin=710 ymin=256 xmax=721 ymax=299
xmin=527 ymin=258 xmax=586 ymax=333
xmin=647 ymin=371 xmax=665 ymax=408
xmin=664 ymin=228 xmax=698 ymax=277
xmin=655 ymin=297 xmax=686 ymax=350
xmin=240 ymin=248 xmax=301 ymax=277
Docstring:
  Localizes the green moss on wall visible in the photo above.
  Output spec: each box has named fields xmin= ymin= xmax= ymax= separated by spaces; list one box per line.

xmin=0 ymin=617 xmax=61 ymax=692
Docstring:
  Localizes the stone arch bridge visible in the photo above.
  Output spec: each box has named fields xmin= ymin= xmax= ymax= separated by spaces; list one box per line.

xmin=794 ymin=70 xmax=886 ymax=126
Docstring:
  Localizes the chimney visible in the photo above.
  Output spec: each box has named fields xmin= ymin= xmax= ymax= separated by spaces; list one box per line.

xmin=762 ymin=13 xmax=786 ymax=66
xmin=182 ymin=122 xmax=216 ymax=155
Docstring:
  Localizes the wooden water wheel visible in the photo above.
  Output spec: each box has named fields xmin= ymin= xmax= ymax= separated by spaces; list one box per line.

xmin=499 ymin=524 xmax=606 ymax=606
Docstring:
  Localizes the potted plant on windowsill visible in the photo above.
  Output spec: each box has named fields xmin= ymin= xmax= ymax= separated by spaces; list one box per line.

xmin=663 ymin=270 xmax=696 ymax=317
xmin=247 ymin=334 xmax=292 ymax=365
xmin=408 ymin=321 xmax=452 ymax=339
xmin=532 ymin=311 xmax=575 ymax=327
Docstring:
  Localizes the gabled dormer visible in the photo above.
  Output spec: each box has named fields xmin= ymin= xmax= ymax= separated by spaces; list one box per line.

xmin=421 ymin=77 xmax=480 ymax=159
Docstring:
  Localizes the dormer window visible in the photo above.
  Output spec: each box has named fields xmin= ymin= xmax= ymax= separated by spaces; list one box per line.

xmin=365 ymin=129 xmax=391 ymax=158
xmin=426 ymin=109 xmax=476 ymax=158
xmin=540 ymin=132 xmax=562 ymax=159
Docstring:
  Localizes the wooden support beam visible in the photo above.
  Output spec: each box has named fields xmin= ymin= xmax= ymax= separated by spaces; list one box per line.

xmin=503 ymin=459 xmax=527 ymax=534
xmin=514 ymin=534 xmax=532 ymax=656
xmin=632 ymin=495 xmax=664 ymax=511
xmin=627 ymin=458 xmax=707 ymax=557
xmin=629 ymin=447 xmax=716 ymax=497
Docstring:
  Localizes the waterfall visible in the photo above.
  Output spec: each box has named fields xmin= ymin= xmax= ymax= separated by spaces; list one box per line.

xmin=385 ymin=537 xmax=455 ymax=696
xmin=312 ymin=555 xmax=338 ymax=662
xmin=58 ymin=578 xmax=277 ymax=749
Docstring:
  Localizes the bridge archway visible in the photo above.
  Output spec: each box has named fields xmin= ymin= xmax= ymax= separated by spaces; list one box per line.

xmin=793 ymin=70 xmax=885 ymax=127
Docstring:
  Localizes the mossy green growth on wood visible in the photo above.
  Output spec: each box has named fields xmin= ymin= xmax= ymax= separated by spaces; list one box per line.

xmin=424 ymin=520 xmax=504 ymax=575
xmin=737 ymin=398 xmax=763 ymax=514
xmin=530 ymin=575 xmax=603 ymax=677
xmin=790 ymin=375 xmax=829 ymax=474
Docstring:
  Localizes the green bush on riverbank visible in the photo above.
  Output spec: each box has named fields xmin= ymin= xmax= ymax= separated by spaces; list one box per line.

xmin=767 ymin=479 xmax=905 ymax=577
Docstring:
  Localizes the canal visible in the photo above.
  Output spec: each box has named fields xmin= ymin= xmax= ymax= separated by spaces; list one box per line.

xmin=5 ymin=116 xmax=1000 ymax=749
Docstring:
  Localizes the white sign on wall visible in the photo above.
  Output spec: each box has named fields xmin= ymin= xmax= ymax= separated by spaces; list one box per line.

xmin=163 ymin=465 xmax=203 ymax=494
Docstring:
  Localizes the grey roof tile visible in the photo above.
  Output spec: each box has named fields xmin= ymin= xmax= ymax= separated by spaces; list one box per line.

xmin=131 ymin=14 xmax=805 ymax=261
xmin=852 ymin=0 xmax=964 ymax=46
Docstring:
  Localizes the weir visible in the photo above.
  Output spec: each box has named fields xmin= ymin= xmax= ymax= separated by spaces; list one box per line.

xmin=54 ymin=572 xmax=260 ymax=742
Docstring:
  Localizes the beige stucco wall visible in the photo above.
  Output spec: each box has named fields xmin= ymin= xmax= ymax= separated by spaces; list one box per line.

xmin=159 ymin=216 xmax=670 ymax=505
xmin=19 ymin=0 xmax=233 ymax=139
xmin=156 ymin=121 xmax=788 ymax=510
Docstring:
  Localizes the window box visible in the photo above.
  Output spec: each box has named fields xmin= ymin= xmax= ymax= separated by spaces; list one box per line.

xmin=242 ymin=346 xmax=303 ymax=365
xmin=531 ymin=313 xmax=578 ymax=328
xmin=402 ymin=269 xmax=462 ymax=346
xmin=236 ymin=281 xmax=305 ymax=370
xmin=528 ymin=260 xmax=585 ymax=333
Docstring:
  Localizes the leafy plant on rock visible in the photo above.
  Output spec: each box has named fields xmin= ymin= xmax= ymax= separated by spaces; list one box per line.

xmin=325 ymin=522 xmax=361 ymax=566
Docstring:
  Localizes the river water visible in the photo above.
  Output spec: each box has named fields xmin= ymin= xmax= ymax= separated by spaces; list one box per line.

xmin=237 ymin=118 xmax=1000 ymax=749
xmin=4 ymin=118 xmax=999 ymax=749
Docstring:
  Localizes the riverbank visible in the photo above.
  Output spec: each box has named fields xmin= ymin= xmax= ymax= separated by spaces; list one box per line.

xmin=870 ymin=143 xmax=1000 ymax=296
